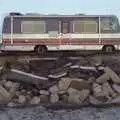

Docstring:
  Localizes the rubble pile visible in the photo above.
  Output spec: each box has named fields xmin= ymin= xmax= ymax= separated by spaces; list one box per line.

xmin=0 ymin=56 xmax=120 ymax=108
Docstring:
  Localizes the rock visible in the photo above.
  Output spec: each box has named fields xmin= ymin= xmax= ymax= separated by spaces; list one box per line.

xmin=67 ymin=88 xmax=80 ymax=95
xmin=4 ymin=81 xmax=13 ymax=89
xmin=112 ymin=84 xmax=120 ymax=93
xmin=49 ymin=85 xmax=59 ymax=94
xmin=0 ymin=85 xmax=10 ymax=100
xmin=104 ymin=67 xmax=120 ymax=84
xmin=102 ymin=82 xmax=117 ymax=98
xmin=58 ymin=78 xmax=72 ymax=91
xmin=96 ymin=73 xmax=110 ymax=83
xmin=79 ymin=89 xmax=90 ymax=102
xmin=50 ymin=94 xmax=59 ymax=104
xmin=89 ymin=96 xmax=102 ymax=105
xmin=18 ymin=95 xmax=26 ymax=104
xmin=109 ymin=96 xmax=120 ymax=103
xmin=40 ymin=90 xmax=49 ymax=95
xmin=68 ymin=94 xmax=81 ymax=104
xmin=40 ymin=95 xmax=49 ymax=103
xmin=69 ymin=79 xmax=91 ymax=91
xmin=30 ymin=96 xmax=40 ymax=105
xmin=61 ymin=94 xmax=68 ymax=103
xmin=92 ymin=83 xmax=103 ymax=97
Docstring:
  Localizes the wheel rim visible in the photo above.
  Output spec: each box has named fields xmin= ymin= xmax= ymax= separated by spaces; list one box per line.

xmin=106 ymin=46 xmax=113 ymax=52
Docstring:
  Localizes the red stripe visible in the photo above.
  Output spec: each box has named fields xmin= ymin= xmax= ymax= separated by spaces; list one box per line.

xmin=3 ymin=38 xmax=120 ymax=45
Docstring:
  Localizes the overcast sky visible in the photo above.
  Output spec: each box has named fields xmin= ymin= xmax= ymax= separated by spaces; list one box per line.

xmin=0 ymin=0 xmax=120 ymax=32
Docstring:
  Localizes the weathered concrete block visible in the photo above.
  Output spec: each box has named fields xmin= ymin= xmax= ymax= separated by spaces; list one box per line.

xmin=30 ymin=96 xmax=40 ymax=105
xmin=112 ymin=84 xmax=120 ymax=93
xmin=79 ymin=89 xmax=90 ymax=102
xmin=96 ymin=73 xmax=110 ymax=83
xmin=40 ymin=90 xmax=49 ymax=96
xmin=58 ymin=77 xmax=72 ymax=91
xmin=69 ymin=80 xmax=91 ymax=91
xmin=49 ymin=85 xmax=59 ymax=94
xmin=104 ymin=67 xmax=120 ymax=84
xmin=89 ymin=96 xmax=102 ymax=105
xmin=50 ymin=94 xmax=59 ymax=104
xmin=18 ymin=95 xmax=26 ymax=104
xmin=102 ymin=82 xmax=117 ymax=98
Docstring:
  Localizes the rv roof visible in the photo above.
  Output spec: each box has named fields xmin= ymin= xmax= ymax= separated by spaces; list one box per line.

xmin=8 ymin=13 xmax=116 ymax=18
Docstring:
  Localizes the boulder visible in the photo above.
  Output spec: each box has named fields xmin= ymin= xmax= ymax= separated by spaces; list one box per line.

xmin=60 ymin=94 xmax=68 ymax=103
xmin=30 ymin=96 xmax=40 ymax=105
xmin=0 ymin=85 xmax=11 ymax=100
xmin=68 ymin=94 xmax=81 ymax=105
xmin=18 ymin=95 xmax=26 ymax=104
xmin=96 ymin=73 xmax=110 ymax=83
xmin=40 ymin=90 xmax=49 ymax=96
xmin=89 ymin=96 xmax=102 ymax=105
xmin=92 ymin=83 xmax=103 ymax=97
xmin=112 ymin=84 xmax=120 ymax=93
xmin=102 ymin=82 xmax=117 ymax=98
xmin=50 ymin=94 xmax=59 ymax=104
xmin=79 ymin=89 xmax=90 ymax=102
xmin=58 ymin=78 xmax=72 ymax=91
xmin=104 ymin=67 xmax=120 ymax=84
xmin=40 ymin=95 xmax=49 ymax=103
xmin=49 ymin=85 xmax=59 ymax=94
xmin=69 ymin=79 xmax=91 ymax=91
xmin=109 ymin=96 xmax=120 ymax=103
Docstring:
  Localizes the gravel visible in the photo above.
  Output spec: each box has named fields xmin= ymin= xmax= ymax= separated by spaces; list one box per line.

xmin=0 ymin=106 xmax=120 ymax=120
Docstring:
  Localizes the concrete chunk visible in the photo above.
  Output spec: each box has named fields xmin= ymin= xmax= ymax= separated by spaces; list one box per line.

xmin=50 ymin=94 xmax=59 ymax=104
xmin=104 ymin=67 xmax=120 ymax=84
xmin=49 ymin=85 xmax=59 ymax=94
xmin=89 ymin=96 xmax=102 ymax=105
xmin=112 ymin=84 xmax=120 ymax=93
xmin=70 ymin=80 xmax=91 ymax=91
xmin=96 ymin=73 xmax=110 ymax=84
xmin=58 ymin=78 xmax=72 ymax=91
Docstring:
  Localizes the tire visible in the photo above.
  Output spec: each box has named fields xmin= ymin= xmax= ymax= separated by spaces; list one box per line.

xmin=35 ymin=46 xmax=47 ymax=56
xmin=103 ymin=45 xmax=114 ymax=53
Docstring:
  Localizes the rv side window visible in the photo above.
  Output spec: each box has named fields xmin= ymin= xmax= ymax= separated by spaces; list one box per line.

xmin=21 ymin=21 xmax=46 ymax=34
xmin=73 ymin=20 xmax=98 ymax=33
xmin=100 ymin=17 xmax=118 ymax=33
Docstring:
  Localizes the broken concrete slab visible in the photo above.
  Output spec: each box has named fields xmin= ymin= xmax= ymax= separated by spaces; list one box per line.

xmin=104 ymin=67 xmax=120 ymax=84
xmin=89 ymin=96 xmax=102 ymax=105
xmin=69 ymin=79 xmax=91 ymax=91
xmin=40 ymin=90 xmax=49 ymax=96
xmin=112 ymin=84 xmax=120 ymax=93
xmin=18 ymin=95 xmax=26 ymax=104
xmin=49 ymin=85 xmax=59 ymax=94
xmin=50 ymin=94 xmax=59 ymax=104
xmin=30 ymin=96 xmax=40 ymax=105
xmin=79 ymin=89 xmax=90 ymax=102
xmin=5 ymin=69 xmax=48 ymax=87
xmin=58 ymin=77 xmax=72 ymax=91
xmin=96 ymin=73 xmax=110 ymax=84
xmin=102 ymin=82 xmax=117 ymax=98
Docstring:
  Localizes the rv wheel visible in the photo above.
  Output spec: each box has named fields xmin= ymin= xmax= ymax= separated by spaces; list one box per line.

xmin=103 ymin=45 xmax=115 ymax=53
xmin=35 ymin=45 xmax=47 ymax=56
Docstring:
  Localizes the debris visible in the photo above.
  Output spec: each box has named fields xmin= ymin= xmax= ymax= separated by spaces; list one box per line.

xmin=58 ymin=78 xmax=72 ymax=91
xmin=50 ymin=94 xmax=59 ymax=104
xmin=112 ymin=84 xmax=120 ymax=93
xmin=104 ymin=67 xmax=120 ymax=84
xmin=49 ymin=85 xmax=59 ymax=94
xmin=96 ymin=73 xmax=110 ymax=83
xmin=89 ymin=96 xmax=102 ymax=105
xmin=40 ymin=95 xmax=49 ymax=103
xmin=30 ymin=96 xmax=40 ymax=105
xmin=40 ymin=90 xmax=49 ymax=96
xmin=70 ymin=79 xmax=91 ymax=91
xmin=18 ymin=95 xmax=26 ymax=104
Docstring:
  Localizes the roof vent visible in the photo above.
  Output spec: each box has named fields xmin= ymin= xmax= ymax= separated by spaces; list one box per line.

xmin=9 ymin=12 xmax=22 ymax=16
